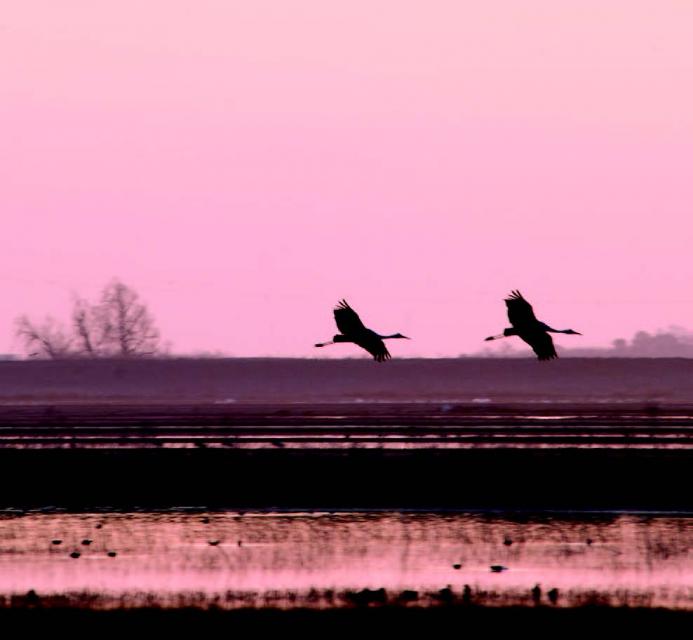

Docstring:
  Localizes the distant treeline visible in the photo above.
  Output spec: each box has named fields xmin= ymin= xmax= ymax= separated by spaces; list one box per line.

xmin=476 ymin=328 xmax=693 ymax=358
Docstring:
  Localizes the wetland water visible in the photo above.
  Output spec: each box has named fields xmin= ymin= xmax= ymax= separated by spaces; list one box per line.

xmin=0 ymin=511 xmax=690 ymax=610
xmin=0 ymin=399 xmax=690 ymax=612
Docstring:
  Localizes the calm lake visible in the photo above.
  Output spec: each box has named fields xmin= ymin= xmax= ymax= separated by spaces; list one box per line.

xmin=0 ymin=510 xmax=690 ymax=610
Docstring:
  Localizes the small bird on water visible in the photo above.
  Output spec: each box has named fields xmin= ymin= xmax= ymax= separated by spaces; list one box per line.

xmin=315 ymin=300 xmax=410 ymax=362
xmin=485 ymin=290 xmax=581 ymax=360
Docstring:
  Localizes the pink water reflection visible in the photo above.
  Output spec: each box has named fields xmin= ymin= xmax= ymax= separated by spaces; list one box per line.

xmin=0 ymin=512 xmax=690 ymax=609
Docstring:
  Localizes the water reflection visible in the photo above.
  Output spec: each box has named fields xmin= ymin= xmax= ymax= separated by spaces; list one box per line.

xmin=0 ymin=511 xmax=690 ymax=609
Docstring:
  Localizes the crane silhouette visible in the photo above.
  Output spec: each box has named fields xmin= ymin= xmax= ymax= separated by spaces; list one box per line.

xmin=484 ymin=290 xmax=581 ymax=360
xmin=315 ymin=300 xmax=410 ymax=362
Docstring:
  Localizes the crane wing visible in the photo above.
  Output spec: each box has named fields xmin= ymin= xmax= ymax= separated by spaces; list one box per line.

xmin=333 ymin=300 xmax=367 ymax=335
xmin=505 ymin=290 xmax=538 ymax=327
xmin=528 ymin=332 xmax=558 ymax=361
xmin=359 ymin=337 xmax=391 ymax=362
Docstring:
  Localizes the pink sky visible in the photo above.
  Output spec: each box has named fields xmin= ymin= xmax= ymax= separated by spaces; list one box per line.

xmin=2 ymin=2 xmax=692 ymax=357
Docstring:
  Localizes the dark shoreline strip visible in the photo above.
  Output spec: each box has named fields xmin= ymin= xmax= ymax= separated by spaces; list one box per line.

xmin=0 ymin=606 xmax=689 ymax=631
xmin=0 ymin=448 xmax=690 ymax=511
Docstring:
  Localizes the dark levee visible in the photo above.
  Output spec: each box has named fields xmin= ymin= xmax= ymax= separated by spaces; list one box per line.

xmin=0 ymin=606 xmax=689 ymax=633
xmin=0 ymin=447 xmax=690 ymax=511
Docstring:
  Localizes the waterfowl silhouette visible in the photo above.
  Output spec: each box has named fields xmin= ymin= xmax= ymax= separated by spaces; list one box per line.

xmin=315 ymin=300 xmax=409 ymax=362
xmin=485 ymin=290 xmax=581 ymax=360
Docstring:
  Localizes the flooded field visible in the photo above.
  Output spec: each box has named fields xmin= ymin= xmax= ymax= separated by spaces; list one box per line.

xmin=0 ymin=510 xmax=690 ymax=610
xmin=0 ymin=393 xmax=690 ymax=616
xmin=0 ymin=402 xmax=691 ymax=512
xmin=1 ymin=401 xmax=693 ymax=450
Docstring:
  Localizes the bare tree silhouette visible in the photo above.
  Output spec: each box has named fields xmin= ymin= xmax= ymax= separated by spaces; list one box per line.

xmin=94 ymin=280 xmax=160 ymax=357
xmin=15 ymin=280 xmax=162 ymax=358
xmin=72 ymin=297 xmax=98 ymax=357
xmin=15 ymin=316 xmax=73 ymax=359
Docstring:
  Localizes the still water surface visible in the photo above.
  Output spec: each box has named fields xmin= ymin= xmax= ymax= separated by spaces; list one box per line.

xmin=0 ymin=511 xmax=690 ymax=609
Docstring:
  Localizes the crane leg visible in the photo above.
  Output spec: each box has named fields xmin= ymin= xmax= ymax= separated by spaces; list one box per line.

xmin=484 ymin=334 xmax=506 ymax=341
xmin=314 ymin=341 xmax=334 ymax=348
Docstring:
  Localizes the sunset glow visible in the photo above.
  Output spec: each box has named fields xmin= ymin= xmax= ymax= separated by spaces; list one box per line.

xmin=3 ymin=2 xmax=692 ymax=356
